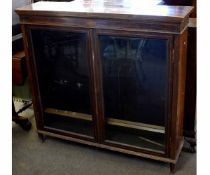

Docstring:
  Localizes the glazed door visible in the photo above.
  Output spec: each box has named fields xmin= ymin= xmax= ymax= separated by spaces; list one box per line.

xmin=29 ymin=27 xmax=95 ymax=139
xmin=96 ymin=31 xmax=172 ymax=154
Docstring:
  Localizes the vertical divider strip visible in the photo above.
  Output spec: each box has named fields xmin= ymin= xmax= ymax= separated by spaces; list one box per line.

xmin=88 ymin=29 xmax=105 ymax=143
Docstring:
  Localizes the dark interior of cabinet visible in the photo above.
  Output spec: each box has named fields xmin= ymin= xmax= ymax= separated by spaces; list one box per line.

xmin=98 ymin=35 xmax=169 ymax=152
xmin=106 ymin=125 xmax=165 ymax=152
xmin=31 ymin=28 xmax=94 ymax=137
xmin=30 ymin=28 xmax=169 ymax=152
xmin=44 ymin=113 xmax=94 ymax=136
xmin=31 ymin=29 xmax=92 ymax=113
xmin=99 ymin=35 xmax=168 ymax=126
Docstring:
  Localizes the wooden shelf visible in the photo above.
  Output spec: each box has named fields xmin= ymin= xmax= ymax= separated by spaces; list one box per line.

xmin=44 ymin=108 xmax=92 ymax=121
xmin=108 ymin=118 xmax=165 ymax=134
xmin=44 ymin=108 xmax=165 ymax=134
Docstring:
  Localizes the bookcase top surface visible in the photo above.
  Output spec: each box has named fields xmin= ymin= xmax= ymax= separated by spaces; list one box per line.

xmin=16 ymin=0 xmax=193 ymax=22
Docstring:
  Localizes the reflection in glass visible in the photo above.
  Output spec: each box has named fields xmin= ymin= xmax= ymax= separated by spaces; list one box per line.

xmin=99 ymin=35 xmax=168 ymax=151
xmin=106 ymin=125 xmax=165 ymax=152
xmin=31 ymin=29 xmax=93 ymax=136
xmin=44 ymin=113 xmax=94 ymax=137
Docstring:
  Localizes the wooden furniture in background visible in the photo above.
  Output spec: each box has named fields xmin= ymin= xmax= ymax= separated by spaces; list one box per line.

xmin=12 ymin=99 xmax=32 ymax=131
xmin=184 ymin=18 xmax=196 ymax=152
xmin=12 ymin=51 xmax=27 ymax=85
xmin=164 ymin=0 xmax=197 ymax=152
xmin=12 ymin=52 xmax=32 ymax=131
xmin=16 ymin=0 xmax=193 ymax=172
xmin=12 ymin=0 xmax=33 ymax=130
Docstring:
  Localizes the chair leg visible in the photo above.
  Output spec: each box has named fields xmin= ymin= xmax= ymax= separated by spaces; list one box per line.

xmin=12 ymin=100 xmax=32 ymax=131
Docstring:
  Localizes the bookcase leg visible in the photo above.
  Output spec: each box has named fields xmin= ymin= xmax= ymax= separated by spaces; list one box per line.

xmin=170 ymin=163 xmax=176 ymax=173
xmin=38 ymin=133 xmax=46 ymax=142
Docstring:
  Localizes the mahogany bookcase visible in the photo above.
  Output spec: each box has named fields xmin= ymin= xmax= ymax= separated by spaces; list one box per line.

xmin=16 ymin=1 xmax=193 ymax=172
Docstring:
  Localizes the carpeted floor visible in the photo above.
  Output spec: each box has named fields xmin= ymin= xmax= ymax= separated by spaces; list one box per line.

xmin=12 ymin=102 xmax=196 ymax=175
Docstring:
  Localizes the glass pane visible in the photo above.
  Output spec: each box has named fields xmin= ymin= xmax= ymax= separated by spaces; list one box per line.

xmin=99 ymin=35 xmax=168 ymax=151
xmin=31 ymin=28 xmax=93 ymax=136
xmin=106 ymin=126 xmax=165 ymax=152
xmin=44 ymin=113 xmax=94 ymax=137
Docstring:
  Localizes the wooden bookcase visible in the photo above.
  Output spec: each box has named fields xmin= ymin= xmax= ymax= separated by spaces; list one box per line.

xmin=16 ymin=0 xmax=193 ymax=172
